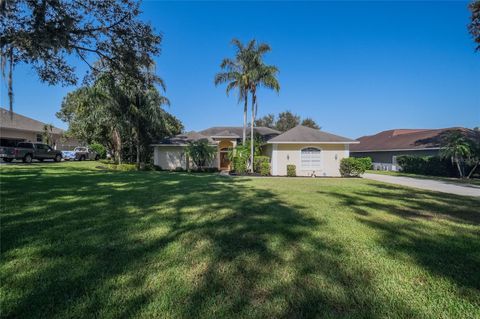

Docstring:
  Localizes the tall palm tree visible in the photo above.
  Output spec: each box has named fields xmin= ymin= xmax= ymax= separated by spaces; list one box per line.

xmin=247 ymin=43 xmax=280 ymax=172
xmin=440 ymin=130 xmax=471 ymax=178
xmin=214 ymin=39 xmax=254 ymax=145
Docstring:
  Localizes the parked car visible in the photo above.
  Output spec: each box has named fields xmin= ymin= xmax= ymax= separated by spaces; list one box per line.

xmin=62 ymin=147 xmax=100 ymax=161
xmin=0 ymin=142 xmax=62 ymax=163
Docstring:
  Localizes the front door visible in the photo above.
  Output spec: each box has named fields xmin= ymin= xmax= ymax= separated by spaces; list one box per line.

xmin=220 ymin=150 xmax=230 ymax=170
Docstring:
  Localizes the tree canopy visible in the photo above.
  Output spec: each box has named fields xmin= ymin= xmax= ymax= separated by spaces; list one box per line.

xmin=255 ymin=111 xmax=321 ymax=131
xmin=469 ymin=0 xmax=480 ymax=51
xmin=1 ymin=0 xmax=160 ymax=113
xmin=57 ymin=74 xmax=182 ymax=165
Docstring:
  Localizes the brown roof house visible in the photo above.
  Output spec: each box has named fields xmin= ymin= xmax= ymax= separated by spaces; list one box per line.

xmin=0 ymin=107 xmax=79 ymax=150
xmin=152 ymin=125 xmax=358 ymax=176
xmin=350 ymin=127 xmax=470 ymax=171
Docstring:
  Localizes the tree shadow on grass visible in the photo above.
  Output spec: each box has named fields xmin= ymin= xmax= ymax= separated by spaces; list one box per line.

xmin=1 ymin=167 xmax=420 ymax=318
xmin=317 ymin=181 xmax=480 ymax=296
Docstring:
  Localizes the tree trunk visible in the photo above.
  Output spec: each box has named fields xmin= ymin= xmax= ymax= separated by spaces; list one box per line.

xmin=113 ymin=128 xmax=122 ymax=164
xmin=136 ymin=129 xmax=140 ymax=168
xmin=243 ymin=93 xmax=248 ymax=145
xmin=455 ymin=156 xmax=463 ymax=178
xmin=8 ymin=47 xmax=13 ymax=119
xmin=250 ymin=90 xmax=256 ymax=173
xmin=467 ymin=161 xmax=479 ymax=179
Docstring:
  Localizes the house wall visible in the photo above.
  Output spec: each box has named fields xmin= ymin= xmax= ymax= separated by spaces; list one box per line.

xmin=0 ymin=128 xmax=64 ymax=148
xmin=153 ymin=146 xmax=218 ymax=170
xmin=271 ymin=143 xmax=349 ymax=177
xmin=154 ymin=146 xmax=187 ymax=170
xmin=1 ymin=128 xmax=42 ymax=142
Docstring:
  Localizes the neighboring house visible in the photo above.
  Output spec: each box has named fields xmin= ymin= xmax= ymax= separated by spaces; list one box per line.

xmin=152 ymin=125 xmax=358 ymax=176
xmin=0 ymin=107 xmax=78 ymax=150
xmin=350 ymin=128 xmax=467 ymax=171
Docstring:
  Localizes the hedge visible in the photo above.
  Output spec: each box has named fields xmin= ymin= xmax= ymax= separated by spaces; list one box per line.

xmin=356 ymin=157 xmax=372 ymax=171
xmin=254 ymin=156 xmax=270 ymax=173
xmin=259 ymin=162 xmax=270 ymax=176
xmin=287 ymin=164 xmax=296 ymax=177
xmin=396 ymin=155 xmax=456 ymax=177
xmin=340 ymin=158 xmax=366 ymax=177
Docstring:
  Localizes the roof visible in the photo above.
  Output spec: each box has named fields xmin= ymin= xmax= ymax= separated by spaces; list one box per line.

xmin=350 ymin=128 xmax=472 ymax=152
xmin=267 ymin=125 xmax=358 ymax=144
xmin=210 ymin=130 xmax=240 ymax=138
xmin=199 ymin=126 xmax=281 ymax=137
xmin=153 ymin=131 xmax=215 ymax=145
xmin=0 ymin=107 xmax=64 ymax=135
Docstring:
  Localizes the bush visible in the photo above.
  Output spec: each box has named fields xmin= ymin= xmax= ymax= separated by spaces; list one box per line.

xmin=340 ymin=158 xmax=365 ymax=177
xmin=356 ymin=157 xmax=372 ymax=171
xmin=254 ymin=156 xmax=270 ymax=173
xmin=287 ymin=164 xmax=296 ymax=177
xmin=396 ymin=155 xmax=455 ymax=177
xmin=89 ymin=143 xmax=107 ymax=159
xmin=233 ymin=156 xmax=247 ymax=174
xmin=260 ymin=162 xmax=270 ymax=176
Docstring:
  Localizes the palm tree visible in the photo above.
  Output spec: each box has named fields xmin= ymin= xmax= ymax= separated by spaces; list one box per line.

xmin=440 ymin=130 xmax=471 ymax=178
xmin=247 ymin=43 xmax=280 ymax=172
xmin=214 ymin=39 xmax=252 ymax=145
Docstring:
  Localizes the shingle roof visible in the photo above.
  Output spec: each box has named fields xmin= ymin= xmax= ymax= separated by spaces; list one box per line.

xmin=199 ymin=126 xmax=281 ymax=137
xmin=154 ymin=131 xmax=214 ymax=145
xmin=0 ymin=107 xmax=64 ymax=134
xmin=267 ymin=125 xmax=358 ymax=144
xmin=350 ymin=128 xmax=472 ymax=152
xmin=210 ymin=130 xmax=240 ymax=138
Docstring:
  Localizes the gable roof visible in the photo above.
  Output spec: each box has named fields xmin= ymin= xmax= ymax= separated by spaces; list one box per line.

xmin=0 ymin=107 xmax=64 ymax=135
xmin=350 ymin=128 xmax=471 ymax=152
xmin=199 ymin=126 xmax=281 ymax=137
xmin=267 ymin=125 xmax=358 ymax=144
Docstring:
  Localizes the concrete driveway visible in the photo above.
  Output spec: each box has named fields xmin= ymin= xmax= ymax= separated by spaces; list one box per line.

xmin=362 ymin=173 xmax=480 ymax=197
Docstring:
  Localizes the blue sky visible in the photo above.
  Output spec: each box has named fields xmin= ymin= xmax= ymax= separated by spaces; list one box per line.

xmin=1 ymin=1 xmax=479 ymax=138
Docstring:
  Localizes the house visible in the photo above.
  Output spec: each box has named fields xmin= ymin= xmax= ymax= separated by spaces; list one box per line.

xmin=350 ymin=128 xmax=468 ymax=171
xmin=0 ymin=107 xmax=77 ymax=150
xmin=152 ymin=125 xmax=358 ymax=176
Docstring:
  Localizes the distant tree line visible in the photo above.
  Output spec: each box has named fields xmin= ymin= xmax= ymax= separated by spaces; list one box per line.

xmin=255 ymin=111 xmax=320 ymax=132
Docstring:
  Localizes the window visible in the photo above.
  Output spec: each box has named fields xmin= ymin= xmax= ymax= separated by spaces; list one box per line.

xmin=36 ymin=134 xmax=43 ymax=142
xmin=301 ymin=147 xmax=322 ymax=169
xmin=35 ymin=144 xmax=47 ymax=150
xmin=17 ymin=143 xmax=33 ymax=149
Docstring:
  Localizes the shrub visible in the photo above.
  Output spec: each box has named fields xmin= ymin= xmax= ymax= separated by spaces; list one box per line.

xmin=185 ymin=139 xmax=216 ymax=168
xmin=254 ymin=156 xmax=270 ymax=173
xmin=233 ymin=156 xmax=247 ymax=174
xmin=340 ymin=158 xmax=365 ymax=177
xmin=89 ymin=143 xmax=107 ymax=159
xmin=260 ymin=162 xmax=270 ymax=176
xmin=356 ymin=157 xmax=372 ymax=171
xmin=396 ymin=155 xmax=455 ymax=177
xmin=287 ymin=164 xmax=296 ymax=177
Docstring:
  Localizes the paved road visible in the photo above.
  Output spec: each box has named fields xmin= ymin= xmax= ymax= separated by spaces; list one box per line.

xmin=362 ymin=173 xmax=480 ymax=197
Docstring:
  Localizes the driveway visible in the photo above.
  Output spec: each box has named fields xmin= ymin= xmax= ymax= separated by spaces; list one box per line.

xmin=362 ymin=173 xmax=480 ymax=197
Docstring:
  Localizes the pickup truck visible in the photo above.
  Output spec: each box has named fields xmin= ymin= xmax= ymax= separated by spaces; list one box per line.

xmin=0 ymin=142 xmax=63 ymax=163
xmin=62 ymin=147 xmax=100 ymax=161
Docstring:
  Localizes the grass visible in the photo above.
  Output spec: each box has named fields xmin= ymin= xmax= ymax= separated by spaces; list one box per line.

xmin=366 ymin=169 xmax=480 ymax=186
xmin=1 ymin=161 xmax=479 ymax=318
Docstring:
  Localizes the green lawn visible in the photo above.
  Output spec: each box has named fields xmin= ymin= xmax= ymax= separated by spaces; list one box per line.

xmin=1 ymin=162 xmax=479 ymax=318
xmin=366 ymin=169 xmax=480 ymax=186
